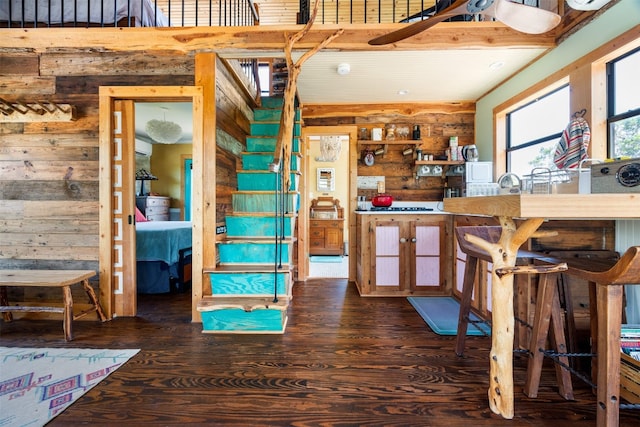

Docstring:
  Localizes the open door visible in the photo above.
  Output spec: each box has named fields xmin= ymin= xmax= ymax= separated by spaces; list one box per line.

xmin=99 ymin=86 xmax=205 ymax=319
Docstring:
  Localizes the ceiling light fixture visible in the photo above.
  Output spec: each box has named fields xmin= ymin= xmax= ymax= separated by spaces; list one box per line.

xmin=145 ymin=107 xmax=182 ymax=144
xmin=397 ymin=89 xmax=409 ymax=96
xmin=336 ymin=63 xmax=351 ymax=75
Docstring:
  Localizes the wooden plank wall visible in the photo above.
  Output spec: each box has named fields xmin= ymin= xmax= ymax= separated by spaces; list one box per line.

xmin=303 ymin=103 xmax=475 ymax=202
xmin=0 ymin=50 xmax=250 ymax=302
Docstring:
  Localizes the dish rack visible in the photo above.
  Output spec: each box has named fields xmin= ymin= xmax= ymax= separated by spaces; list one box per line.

xmin=521 ymin=168 xmax=580 ymax=194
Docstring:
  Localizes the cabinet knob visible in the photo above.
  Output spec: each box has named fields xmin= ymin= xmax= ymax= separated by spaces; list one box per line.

xmin=411 ymin=237 xmax=417 ymax=243
xmin=400 ymin=237 xmax=407 ymax=243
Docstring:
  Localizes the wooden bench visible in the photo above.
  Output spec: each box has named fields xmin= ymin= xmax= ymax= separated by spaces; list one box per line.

xmin=0 ymin=270 xmax=106 ymax=341
xmin=454 ymin=226 xmax=574 ymax=400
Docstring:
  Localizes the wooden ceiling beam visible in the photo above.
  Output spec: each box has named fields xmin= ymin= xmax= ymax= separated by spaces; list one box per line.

xmin=0 ymin=22 xmax=555 ymax=55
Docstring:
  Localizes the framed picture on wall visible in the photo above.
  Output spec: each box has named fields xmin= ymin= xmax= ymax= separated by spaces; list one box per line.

xmin=317 ymin=167 xmax=335 ymax=192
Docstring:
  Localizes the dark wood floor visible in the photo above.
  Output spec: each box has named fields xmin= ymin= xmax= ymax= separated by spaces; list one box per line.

xmin=1 ymin=279 xmax=637 ymax=426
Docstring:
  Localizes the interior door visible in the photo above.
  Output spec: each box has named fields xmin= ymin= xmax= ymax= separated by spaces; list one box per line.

xmin=111 ymin=100 xmax=137 ymax=316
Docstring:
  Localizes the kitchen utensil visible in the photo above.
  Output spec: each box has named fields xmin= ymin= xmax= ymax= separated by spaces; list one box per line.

xmin=462 ymin=144 xmax=479 ymax=162
xmin=371 ymin=194 xmax=393 ymax=207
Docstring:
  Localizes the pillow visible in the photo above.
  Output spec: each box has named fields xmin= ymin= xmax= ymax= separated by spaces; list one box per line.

xmin=135 ymin=207 xmax=148 ymax=222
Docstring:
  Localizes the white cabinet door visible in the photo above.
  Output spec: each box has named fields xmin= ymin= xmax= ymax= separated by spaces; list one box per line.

xmin=374 ymin=222 xmax=401 ymax=288
xmin=413 ymin=224 xmax=441 ymax=288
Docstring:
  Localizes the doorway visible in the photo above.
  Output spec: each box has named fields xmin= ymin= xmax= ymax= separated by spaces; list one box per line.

xmin=133 ymin=101 xmax=194 ymax=295
xmin=98 ymin=86 xmax=205 ymax=319
xmin=300 ymin=125 xmax=358 ymax=281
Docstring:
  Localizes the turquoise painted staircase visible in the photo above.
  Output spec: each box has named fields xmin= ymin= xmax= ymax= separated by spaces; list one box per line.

xmin=198 ymin=97 xmax=301 ymax=334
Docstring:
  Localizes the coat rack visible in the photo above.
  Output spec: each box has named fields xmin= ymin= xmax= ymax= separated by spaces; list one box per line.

xmin=0 ymin=98 xmax=76 ymax=122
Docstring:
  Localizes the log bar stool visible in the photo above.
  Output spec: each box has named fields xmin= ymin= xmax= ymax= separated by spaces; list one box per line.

xmin=456 ymin=226 xmax=546 ymax=355
xmin=454 ymin=226 xmax=573 ymax=400
xmin=533 ymin=246 xmax=640 ymax=426
xmin=0 ymin=269 xmax=106 ymax=341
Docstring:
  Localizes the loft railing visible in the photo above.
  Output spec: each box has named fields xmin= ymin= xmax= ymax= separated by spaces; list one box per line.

xmin=0 ymin=0 xmax=259 ymax=28
xmin=298 ymin=0 xmax=443 ymax=25
xmin=0 ymin=0 xmax=468 ymax=29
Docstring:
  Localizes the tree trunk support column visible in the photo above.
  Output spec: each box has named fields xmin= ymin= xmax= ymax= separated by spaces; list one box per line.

xmin=464 ymin=216 xmax=545 ymax=419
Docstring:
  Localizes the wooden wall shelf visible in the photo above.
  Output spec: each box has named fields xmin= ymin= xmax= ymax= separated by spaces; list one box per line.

xmin=415 ymin=160 xmax=464 ymax=165
xmin=358 ymin=140 xmax=422 ymax=145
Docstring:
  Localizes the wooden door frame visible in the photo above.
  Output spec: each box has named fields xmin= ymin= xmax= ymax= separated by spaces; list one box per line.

xmin=99 ymin=86 xmax=204 ymax=319
xmin=299 ymin=125 xmax=357 ymax=282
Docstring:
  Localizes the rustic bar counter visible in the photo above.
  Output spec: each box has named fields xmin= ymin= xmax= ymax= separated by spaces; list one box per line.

xmin=443 ymin=193 xmax=640 ymax=426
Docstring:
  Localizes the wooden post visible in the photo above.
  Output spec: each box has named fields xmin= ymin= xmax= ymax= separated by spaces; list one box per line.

xmin=465 ymin=216 xmax=545 ymax=419
xmin=271 ymin=0 xmax=343 ymax=189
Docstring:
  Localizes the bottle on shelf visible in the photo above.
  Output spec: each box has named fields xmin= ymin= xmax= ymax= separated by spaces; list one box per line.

xmin=412 ymin=125 xmax=421 ymax=140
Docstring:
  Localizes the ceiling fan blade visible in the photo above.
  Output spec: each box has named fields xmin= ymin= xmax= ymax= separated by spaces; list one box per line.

xmin=368 ymin=0 xmax=471 ymax=46
xmin=494 ymin=0 xmax=562 ymax=34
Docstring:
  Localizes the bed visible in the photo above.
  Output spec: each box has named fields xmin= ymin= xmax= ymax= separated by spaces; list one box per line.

xmin=136 ymin=221 xmax=192 ymax=294
xmin=1 ymin=0 xmax=169 ymax=27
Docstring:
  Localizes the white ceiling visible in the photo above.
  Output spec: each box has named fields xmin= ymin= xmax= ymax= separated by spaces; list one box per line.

xmin=135 ymin=45 xmax=549 ymax=143
xmin=135 ymin=102 xmax=193 ymax=144
xmin=295 ymin=48 xmax=547 ymax=104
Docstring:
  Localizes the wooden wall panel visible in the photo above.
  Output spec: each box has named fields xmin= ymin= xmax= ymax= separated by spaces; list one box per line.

xmin=0 ymin=49 xmax=251 ymax=311
xmin=0 ymin=54 xmax=39 ymax=75
xmin=304 ymin=105 xmax=476 ymax=202
xmin=0 ymin=75 xmax=56 ymax=95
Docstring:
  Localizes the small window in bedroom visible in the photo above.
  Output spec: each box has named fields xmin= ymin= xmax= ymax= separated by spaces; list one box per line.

xmin=607 ymin=46 xmax=640 ymax=159
xmin=505 ymin=85 xmax=570 ymax=177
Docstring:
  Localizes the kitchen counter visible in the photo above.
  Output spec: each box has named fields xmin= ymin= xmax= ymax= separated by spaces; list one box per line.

xmin=355 ymin=201 xmax=446 ymax=214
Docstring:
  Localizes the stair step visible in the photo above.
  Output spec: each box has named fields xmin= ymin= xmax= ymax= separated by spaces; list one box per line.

xmin=260 ymin=97 xmax=285 ymax=109
xmin=251 ymin=121 xmax=301 ymax=137
xmin=253 ymin=108 xmax=301 ymax=122
xmin=204 ymin=264 xmax=292 ymax=273
xmin=241 ymin=152 xmax=300 ymax=171
xmin=237 ymin=171 xmax=300 ymax=191
xmin=226 ymin=214 xmax=296 ymax=238
xmin=232 ymin=191 xmax=298 ymax=213
xmin=205 ymin=270 xmax=292 ymax=297
xmin=218 ymin=240 xmax=293 ymax=264
xmin=198 ymin=296 xmax=288 ymax=334
xmin=246 ymin=137 xmax=300 ymax=153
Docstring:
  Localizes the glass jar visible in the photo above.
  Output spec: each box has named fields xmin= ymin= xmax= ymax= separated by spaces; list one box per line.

xmin=359 ymin=127 xmax=369 ymax=140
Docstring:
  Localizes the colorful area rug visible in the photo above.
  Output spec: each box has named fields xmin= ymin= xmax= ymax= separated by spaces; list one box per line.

xmin=407 ymin=296 xmax=491 ymax=336
xmin=0 ymin=347 xmax=139 ymax=426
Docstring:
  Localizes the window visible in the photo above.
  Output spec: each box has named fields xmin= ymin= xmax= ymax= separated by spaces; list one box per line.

xmin=506 ymin=85 xmax=570 ymax=177
xmin=258 ymin=63 xmax=271 ymax=97
xmin=607 ymin=47 xmax=640 ymax=159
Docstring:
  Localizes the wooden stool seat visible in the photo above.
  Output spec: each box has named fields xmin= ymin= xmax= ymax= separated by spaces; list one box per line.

xmin=534 ymin=247 xmax=640 ymax=424
xmin=454 ymin=226 xmax=574 ymax=401
xmin=455 ymin=226 xmax=545 ymax=356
